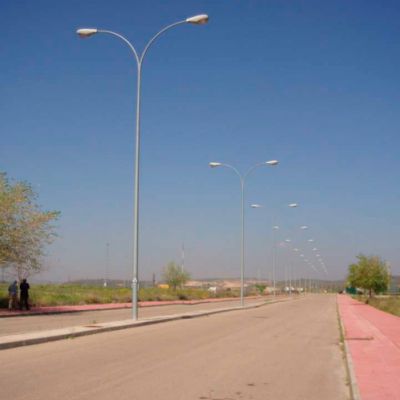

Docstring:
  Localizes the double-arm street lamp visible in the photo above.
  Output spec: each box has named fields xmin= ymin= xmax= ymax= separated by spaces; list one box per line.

xmin=77 ymin=14 xmax=209 ymax=320
xmin=209 ymin=160 xmax=279 ymax=306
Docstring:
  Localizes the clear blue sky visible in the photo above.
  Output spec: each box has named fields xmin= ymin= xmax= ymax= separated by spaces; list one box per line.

xmin=1 ymin=0 xmax=400 ymax=282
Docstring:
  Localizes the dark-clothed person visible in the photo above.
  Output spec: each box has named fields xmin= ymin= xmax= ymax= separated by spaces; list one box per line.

xmin=8 ymin=281 xmax=18 ymax=310
xmin=19 ymin=279 xmax=30 ymax=310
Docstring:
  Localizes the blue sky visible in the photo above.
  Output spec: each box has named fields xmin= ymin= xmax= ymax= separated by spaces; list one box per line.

xmin=1 ymin=0 xmax=400 ymax=282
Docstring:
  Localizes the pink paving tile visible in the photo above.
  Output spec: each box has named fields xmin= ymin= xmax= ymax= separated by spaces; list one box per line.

xmin=338 ymin=295 xmax=400 ymax=400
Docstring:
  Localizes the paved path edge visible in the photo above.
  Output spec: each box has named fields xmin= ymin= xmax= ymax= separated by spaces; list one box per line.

xmin=0 ymin=299 xmax=288 ymax=351
xmin=336 ymin=296 xmax=361 ymax=400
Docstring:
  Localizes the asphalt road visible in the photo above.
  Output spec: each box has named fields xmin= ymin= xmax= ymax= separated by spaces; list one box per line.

xmin=0 ymin=298 xmax=268 ymax=336
xmin=0 ymin=295 xmax=348 ymax=400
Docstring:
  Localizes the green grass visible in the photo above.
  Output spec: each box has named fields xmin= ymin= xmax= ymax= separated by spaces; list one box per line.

xmin=0 ymin=283 xmax=222 ymax=307
xmin=138 ymin=287 xmax=212 ymax=301
xmin=367 ymin=296 xmax=400 ymax=317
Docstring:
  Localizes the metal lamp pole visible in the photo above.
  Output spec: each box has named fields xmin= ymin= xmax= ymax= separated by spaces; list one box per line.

xmin=77 ymin=14 xmax=209 ymax=320
xmin=209 ymin=160 xmax=279 ymax=306
xmin=250 ymin=203 xmax=297 ymax=297
xmin=272 ymin=224 xmax=279 ymax=296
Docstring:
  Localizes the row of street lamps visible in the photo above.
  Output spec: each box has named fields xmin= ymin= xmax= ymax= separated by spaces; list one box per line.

xmin=249 ymin=203 xmax=299 ymax=296
xmin=208 ymin=161 xmax=279 ymax=306
xmin=76 ymin=15 xmax=327 ymax=319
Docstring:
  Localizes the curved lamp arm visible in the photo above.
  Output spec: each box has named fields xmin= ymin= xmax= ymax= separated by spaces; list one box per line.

xmin=243 ymin=162 xmax=268 ymax=181
xmin=140 ymin=20 xmax=186 ymax=64
xmin=217 ymin=163 xmax=244 ymax=186
xmin=243 ymin=160 xmax=279 ymax=181
xmin=97 ymin=30 xmax=140 ymax=65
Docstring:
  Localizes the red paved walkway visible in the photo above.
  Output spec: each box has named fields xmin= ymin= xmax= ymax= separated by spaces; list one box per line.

xmin=337 ymin=295 xmax=400 ymax=400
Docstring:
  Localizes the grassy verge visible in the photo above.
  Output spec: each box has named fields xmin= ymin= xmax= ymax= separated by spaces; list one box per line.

xmin=366 ymin=296 xmax=400 ymax=317
xmin=0 ymin=284 xmax=241 ymax=308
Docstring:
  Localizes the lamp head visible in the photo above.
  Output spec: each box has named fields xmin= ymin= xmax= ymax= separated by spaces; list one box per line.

xmin=186 ymin=14 xmax=209 ymax=24
xmin=76 ymin=28 xmax=98 ymax=38
xmin=265 ymin=160 xmax=279 ymax=166
xmin=250 ymin=204 xmax=262 ymax=208
xmin=288 ymin=203 xmax=298 ymax=208
xmin=209 ymin=162 xmax=222 ymax=168
xmin=300 ymin=225 xmax=308 ymax=229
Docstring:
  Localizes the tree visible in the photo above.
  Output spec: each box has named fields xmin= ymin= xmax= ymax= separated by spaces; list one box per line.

xmin=254 ymin=284 xmax=266 ymax=295
xmin=0 ymin=173 xmax=60 ymax=279
xmin=347 ymin=254 xmax=390 ymax=297
xmin=162 ymin=261 xmax=190 ymax=290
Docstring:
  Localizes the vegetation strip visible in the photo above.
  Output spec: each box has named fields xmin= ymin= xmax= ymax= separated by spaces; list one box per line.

xmin=0 ymin=283 xmax=248 ymax=309
xmin=364 ymin=295 xmax=400 ymax=318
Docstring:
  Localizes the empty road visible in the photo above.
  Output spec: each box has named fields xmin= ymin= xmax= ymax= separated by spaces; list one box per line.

xmin=0 ymin=295 xmax=348 ymax=400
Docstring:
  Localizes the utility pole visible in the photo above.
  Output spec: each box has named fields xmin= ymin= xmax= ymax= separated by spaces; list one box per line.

xmin=181 ymin=243 xmax=185 ymax=272
xmin=104 ymin=242 xmax=110 ymax=288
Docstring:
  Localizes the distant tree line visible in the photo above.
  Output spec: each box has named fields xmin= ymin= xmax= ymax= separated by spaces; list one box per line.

xmin=0 ymin=172 xmax=59 ymax=280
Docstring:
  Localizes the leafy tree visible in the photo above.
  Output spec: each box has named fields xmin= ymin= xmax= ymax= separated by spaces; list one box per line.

xmin=254 ymin=284 xmax=266 ymax=295
xmin=347 ymin=254 xmax=390 ymax=297
xmin=0 ymin=173 xmax=60 ymax=279
xmin=162 ymin=261 xmax=190 ymax=290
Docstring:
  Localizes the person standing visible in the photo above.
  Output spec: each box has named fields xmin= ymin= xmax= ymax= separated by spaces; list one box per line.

xmin=8 ymin=280 xmax=18 ymax=310
xmin=19 ymin=279 xmax=30 ymax=311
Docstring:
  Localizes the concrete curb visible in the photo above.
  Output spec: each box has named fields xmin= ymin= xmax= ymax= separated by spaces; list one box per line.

xmin=336 ymin=297 xmax=361 ymax=400
xmin=0 ymin=299 xmax=287 ymax=350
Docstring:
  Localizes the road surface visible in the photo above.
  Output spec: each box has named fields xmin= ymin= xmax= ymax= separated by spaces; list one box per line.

xmin=0 ymin=294 xmax=348 ymax=400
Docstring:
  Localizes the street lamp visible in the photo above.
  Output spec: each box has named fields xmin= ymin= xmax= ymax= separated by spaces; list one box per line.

xmin=249 ymin=202 xmax=296 ymax=296
xmin=77 ymin=15 xmax=209 ymax=320
xmin=209 ymin=160 xmax=279 ymax=306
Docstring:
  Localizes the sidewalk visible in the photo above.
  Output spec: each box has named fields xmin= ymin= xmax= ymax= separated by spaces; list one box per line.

xmin=0 ymin=296 xmax=264 ymax=318
xmin=0 ymin=298 xmax=281 ymax=350
xmin=337 ymin=295 xmax=400 ymax=400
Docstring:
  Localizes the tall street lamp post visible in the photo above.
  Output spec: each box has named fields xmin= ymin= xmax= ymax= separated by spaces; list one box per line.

xmin=209 ymin=160 xmax=279 ymax=306
xmin=77 ymin=14 xmax=209 ymax=320
xmin=250 ymin=203 xmax=297 ymax=296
